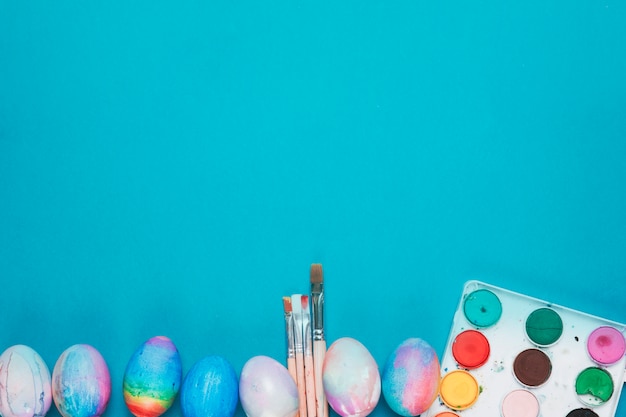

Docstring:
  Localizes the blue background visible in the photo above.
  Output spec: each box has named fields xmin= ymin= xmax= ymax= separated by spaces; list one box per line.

xmin=1 ymin=1 xmax=625 ymax=416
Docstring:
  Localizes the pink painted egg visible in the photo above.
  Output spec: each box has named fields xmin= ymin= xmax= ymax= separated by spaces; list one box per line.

xmin=323 ymin=337 xmax=381 ymax=417
xmin=239 ymin=355 xmax=298 ymax=417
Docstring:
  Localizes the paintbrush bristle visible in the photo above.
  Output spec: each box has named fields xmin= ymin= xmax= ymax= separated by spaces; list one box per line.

xmin=291 ymin=294 xmax=302 ymax=314
xmin=301 ymin=294 xmax=309 ymax=310
xmin=310 ymin=264 xmax=323 ymax=284
xmin=283 ymin=296 xmax=292 ymax=313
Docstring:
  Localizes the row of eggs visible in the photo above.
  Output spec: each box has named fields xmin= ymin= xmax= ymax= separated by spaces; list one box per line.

xmin=0 ymin=336 xmax=441 ymax=417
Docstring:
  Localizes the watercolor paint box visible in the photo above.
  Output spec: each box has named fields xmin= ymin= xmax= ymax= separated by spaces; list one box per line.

xmin=424 ymin=280 xmax=626 ymax=417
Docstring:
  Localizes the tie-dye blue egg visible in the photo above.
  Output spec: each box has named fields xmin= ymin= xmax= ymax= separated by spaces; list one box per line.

xmin=52 ymin=344 xmax=111 ymax=417
xmin=381 ymin=338 xmax=440 ymax=417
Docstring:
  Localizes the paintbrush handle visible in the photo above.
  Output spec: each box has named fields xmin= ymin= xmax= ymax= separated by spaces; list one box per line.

xmin=313 ymin=339 xmax=328 ymax=417
xmin=304 ymin=354 xmax=317 ymax=417
xmin=288 ymin=356 xmax=300 ymax=417
xmin=295 ymin=352 xmax=307 ymax=417
xmin=287 ymin=357 xmax=297 ymax=384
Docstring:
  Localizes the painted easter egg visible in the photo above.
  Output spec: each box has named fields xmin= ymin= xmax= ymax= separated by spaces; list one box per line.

xmin=123 ymin=336 xmax=182 ymax=417
xmin=323 ymin=337 xmax=381 ymax=417
xmin=0 ymin=344 xmax=53 ymax=417
xmin=52 ymin=344 xmax=111 ymax=417
xmin=382 ymin=338 xmax=440 ymax=416
xmin=180 ymin=355 xmax=238 ymax=417
xmin=239 ymin=355 xmax=298 ymax=417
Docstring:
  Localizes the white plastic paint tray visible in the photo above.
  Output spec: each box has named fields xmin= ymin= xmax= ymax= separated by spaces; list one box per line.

xmin=424 ymin=280 xmax=626 ymax=417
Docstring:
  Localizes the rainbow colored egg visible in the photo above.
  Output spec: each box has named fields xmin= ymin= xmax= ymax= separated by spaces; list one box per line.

xmin=123 ymin=336 xmax=182 ymax=417
xmin=52 ymin=344 xmax=111 ymax=417
xmin=180 ymin=355 xmax=238 ymax=417
xmin=239 ymin=355 xmax=298 ymax=417
xmin=0 ymin=344 xmax=53 ymax=417
xmin=323 ymin=337 xmax=381 ymax=417
xmin=382 ymin=338 xmax=440 ymax=416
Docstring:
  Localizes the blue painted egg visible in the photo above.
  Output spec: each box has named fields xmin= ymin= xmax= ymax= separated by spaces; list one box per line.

xmin=180 ymin=355 xmax=238 ymax=417
xmin=52 ymin=344 xmax=111 ymax=417
xmin=0 ymin=345 xmax=53 ymax=417
xmin=123 ymin=336 xmax=182 ymax=417
xmin=382 ymin=338 xmax=440 ymax=417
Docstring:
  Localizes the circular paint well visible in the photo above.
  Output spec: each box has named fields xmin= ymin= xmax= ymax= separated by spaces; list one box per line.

xmin=463 ymin=289 xmax=502 ymax=328
xmin=501 ymin=390 xmax=539 ymax=417
xmin=439 ymin=370 xmax=479 ymax=411
xmin=452 ymin=330 xmax=490 ymax=369
xmin=512 ymin=349 xmax=552 ymax=387
xmin=575 ymin=367 xmax=614 ymax=406
xmin=565 ymin=409 xmax=599 ymax=417
xmin=434 ymin=413 xmax=460 ymax=417
xmin=525 ymin=308 xmax=563 ymax=346
xmin=586 ymin=326 xmax=626 ymax=365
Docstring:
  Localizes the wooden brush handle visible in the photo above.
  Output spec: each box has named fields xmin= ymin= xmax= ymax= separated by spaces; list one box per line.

xmin=289 ymin=358 xmax=300 ymax=417
xmin=295 ymin=352 xmax=307 ymax=417
xmin=313 ymin=340 xmax=328 ymax=417
xmin=304 ymin=354 xmax=317 ymax=417
xmin=287 ymin=357 xmax=297 ymax=384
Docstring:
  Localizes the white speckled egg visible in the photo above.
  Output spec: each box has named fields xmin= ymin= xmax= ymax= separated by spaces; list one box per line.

xmin=0 ymin=344 xmax=53 ymax=417
xmin=382 ymin=338 xmax=440 ymax=416
xmin=239 ymin=355 xmax=298 ymax=417
xmin=323 ymin=337 xmax=381 ymax=417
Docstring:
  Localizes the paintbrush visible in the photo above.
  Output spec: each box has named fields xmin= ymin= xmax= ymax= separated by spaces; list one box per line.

xmin=302 ymin=295 xmax=317 ymax=417
xmin=292 ymin=294 xmax=308 ymax=417
xmin=310 ymin=264 xmax=328 ymax=417
xmin=283 ymin=296 xmax=297 ymax=385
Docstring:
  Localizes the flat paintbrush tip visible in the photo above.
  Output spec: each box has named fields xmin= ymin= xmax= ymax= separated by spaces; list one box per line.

xmin=283 ymin=296 xmax=292 ymax=313
xmin=310 ymin=263 xmax=323 ymax=284
xmin=301 ymin=294 xmax=309 ymax=310
xmin=291 ymin=294 xmax=302 ymax=314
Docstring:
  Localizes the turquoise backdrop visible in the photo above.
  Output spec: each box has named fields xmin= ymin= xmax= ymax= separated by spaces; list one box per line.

xmin=1 ymin=1 xmax=625 ymax=416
